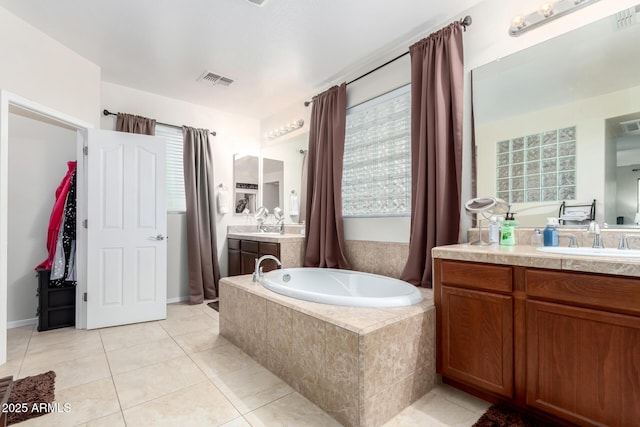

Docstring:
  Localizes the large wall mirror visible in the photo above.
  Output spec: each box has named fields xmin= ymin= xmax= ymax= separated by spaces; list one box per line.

xmin=262 ymin=157 xmax=284 ymax=212
xmin=233 ymin=154 xmax=259 ymax=214
xmin=473 ymin=4 xmax=640 ymax=227
xmin=261 ymin=132 xmax=308 ymax=223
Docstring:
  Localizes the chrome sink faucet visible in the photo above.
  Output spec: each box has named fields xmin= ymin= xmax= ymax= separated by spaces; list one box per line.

xmin=587 ymin=221 xmax=604 ymax=249
xmin=558 ymin=233 xmax=578 ymax=248
xmin=252 ymin=255 xmax=282 ymax=282
xmin=618 ymin=234 xmax=640 ymax=250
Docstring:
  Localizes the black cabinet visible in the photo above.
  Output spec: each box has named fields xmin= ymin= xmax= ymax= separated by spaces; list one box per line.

xmin=36 ymin=269 xmax=76 ymax=331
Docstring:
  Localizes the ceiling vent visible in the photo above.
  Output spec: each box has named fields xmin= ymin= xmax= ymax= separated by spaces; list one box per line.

xmin=615 ymin=5 xmax=639 ymax=30
xmin=246 ymin=0 xmax=267 ymax=6
xmin=620 ymin=119 xmax=640 ymax=134
xmin=198 ymin=71 xmax=234 ymax=87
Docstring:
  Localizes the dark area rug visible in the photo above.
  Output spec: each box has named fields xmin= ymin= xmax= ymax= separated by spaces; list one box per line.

xmin=7 ymin=371 xmax=56 ymax=425
xmin=207 ymin=301 xmax=219 ymax=312
xmin=473 ymin=404 xmax=555 ymax=427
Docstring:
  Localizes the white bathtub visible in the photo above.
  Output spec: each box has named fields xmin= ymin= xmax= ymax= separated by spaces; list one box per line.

xmin=261 ymin=267 xmax=423 ymax=308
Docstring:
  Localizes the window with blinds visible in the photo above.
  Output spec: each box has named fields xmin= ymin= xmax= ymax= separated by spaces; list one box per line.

xmin=156 ymin=124 xmax=186 ymax=212
xmin=342 ymin=84 xmax=411 ymax=217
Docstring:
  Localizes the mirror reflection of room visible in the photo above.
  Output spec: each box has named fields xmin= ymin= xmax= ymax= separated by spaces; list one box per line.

xmin=473 ymin=7 xmax=640 ymax=227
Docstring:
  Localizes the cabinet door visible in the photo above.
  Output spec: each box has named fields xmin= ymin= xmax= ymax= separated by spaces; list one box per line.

xmin=441 ymin=285 xmax=514 ymax=398
xmin=526 ymin=300 xmax=640 ymax=426
xmin=228 ymin=239 xmax=241 ymax=276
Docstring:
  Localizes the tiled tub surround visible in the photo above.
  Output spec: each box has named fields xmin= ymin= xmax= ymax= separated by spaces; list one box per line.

xmin=219 ymin=275 xmax=435 ymax=427
xmin=229 ymin=224 xmax=411 ymax=279
xmin=345 ymin=240 xmax=409 ymax=279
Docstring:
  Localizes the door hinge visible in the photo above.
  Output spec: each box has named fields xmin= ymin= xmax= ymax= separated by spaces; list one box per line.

xmin=83 ymin=146 xmax=88 ymax=155
xmin=83 ymin=292 xmax=87 ymax=302
xmin=83 ymin=219 xmax=88 ymax=229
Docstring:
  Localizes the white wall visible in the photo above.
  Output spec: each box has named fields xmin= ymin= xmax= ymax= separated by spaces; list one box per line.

xmin=0 ymin=5 xmax=101 ymax=326
xmin=100 ymin=82 xmax=260 ymax=299
xmin=7 ymin=113 xmax=77 ymax=323
xmin=0 ymin=6 xmax=100 ymax=126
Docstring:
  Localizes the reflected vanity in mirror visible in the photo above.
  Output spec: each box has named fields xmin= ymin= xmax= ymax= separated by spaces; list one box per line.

xmin=233 ymin=154 xmax=259 ymax=214
xmin=472 ymin=4 xmax=640 ymax=227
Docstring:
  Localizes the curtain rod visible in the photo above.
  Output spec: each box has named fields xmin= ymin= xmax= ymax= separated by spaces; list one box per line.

xmin=102 ymin=109 xmax=216 ymax=136
xmin=304 ymin=15 xmax=472 ymax=107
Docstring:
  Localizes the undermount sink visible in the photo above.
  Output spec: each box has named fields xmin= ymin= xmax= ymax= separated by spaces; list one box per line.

xmin=250 ymin=232 xmax=283 ymax=236
xmin=536 ymin=246 xmax=640 ymax=258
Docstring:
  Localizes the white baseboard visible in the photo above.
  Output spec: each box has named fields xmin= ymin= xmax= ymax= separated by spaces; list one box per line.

xmin=8 ymin=317 xmax=37 ymax=329
xmin=8 ymin=299 xmax=189 ymax=329
xmin=167 ymin=296 xmax=190 ymax=304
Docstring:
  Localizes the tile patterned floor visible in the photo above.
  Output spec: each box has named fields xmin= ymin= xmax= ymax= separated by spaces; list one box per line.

xmin=1 ymin=301 xmax=490 ymax=426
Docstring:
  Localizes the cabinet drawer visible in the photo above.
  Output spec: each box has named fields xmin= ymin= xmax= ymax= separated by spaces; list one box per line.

xmin=228 ymin=238 xmax=240 ymax=250
xmin=440 ymin=260 xmax=512 ymax=292
xmin=526 ymin=269 xmax=640 ymax=316
xmin=240 ymin=240 xmax=259 ymax=253
xmin=259 ymin=242 xmax=279 ymax=256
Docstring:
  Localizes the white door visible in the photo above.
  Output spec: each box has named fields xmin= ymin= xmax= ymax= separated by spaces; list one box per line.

xmin=85 ymin=129 xmax=167 ymax=329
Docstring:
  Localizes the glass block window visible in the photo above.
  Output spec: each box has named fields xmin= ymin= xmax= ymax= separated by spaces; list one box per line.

xmin=496 ymin=126 xmax=576 ymax=203
xmin=342 ymin=84 xmax=411 ymax=217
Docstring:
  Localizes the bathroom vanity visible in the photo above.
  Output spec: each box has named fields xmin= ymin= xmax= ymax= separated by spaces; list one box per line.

xmin=227 ymin=227 xmax=305 ymax=276
xmin=433 ymin=245 xmax=640 ymax=427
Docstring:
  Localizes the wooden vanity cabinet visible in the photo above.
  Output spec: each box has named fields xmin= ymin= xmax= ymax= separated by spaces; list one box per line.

xmin=435 ymin=258 xmax=640 ymax=427
xmin=228 ymin=238 xmax=280 ymax=276
xmin=436 ymin=260 xmax=514 ymax=398
xmin=525 ymin=269 xmax=640 ymax=426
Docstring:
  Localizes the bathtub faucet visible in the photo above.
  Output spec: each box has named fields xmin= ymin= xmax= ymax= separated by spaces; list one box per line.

xmin=252 ymin=255 xmax=282 ymax=282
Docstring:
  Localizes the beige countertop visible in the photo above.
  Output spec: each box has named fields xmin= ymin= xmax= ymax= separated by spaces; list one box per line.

xmin=432 ymin=244 xmax=640 ymax=278
xmin=227 ymin=232 xmax=305 ymax=243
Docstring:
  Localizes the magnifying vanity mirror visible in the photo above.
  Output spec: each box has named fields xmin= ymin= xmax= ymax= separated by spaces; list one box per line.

xmin=472 ymin=4 xmax=640 ymax=227
xmin=233 ymin=154 xmax=259 ymax=214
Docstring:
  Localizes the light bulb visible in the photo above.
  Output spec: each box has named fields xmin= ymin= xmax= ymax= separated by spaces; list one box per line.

xmin=511 ymin=14 xmax=526 ymax=29
xmin=539 ymin=2 xmax=554 ymax=17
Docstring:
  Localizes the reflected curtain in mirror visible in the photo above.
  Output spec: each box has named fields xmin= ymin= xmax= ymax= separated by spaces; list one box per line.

xmin=183 ymin=126 xmax=220 ymax=303
xmin=304 ymin=84 xmax=350 ymax=269
xmin=401 ymin=21 xmax=464 ymax=288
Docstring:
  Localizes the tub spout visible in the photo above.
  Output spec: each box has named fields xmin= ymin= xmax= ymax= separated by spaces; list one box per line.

xmin=253 ymin=255 xmax=282 ymax=282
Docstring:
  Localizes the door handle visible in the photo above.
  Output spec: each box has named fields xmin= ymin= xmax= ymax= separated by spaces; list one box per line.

xmin=149 ymin=234 xmax=166 ymax=241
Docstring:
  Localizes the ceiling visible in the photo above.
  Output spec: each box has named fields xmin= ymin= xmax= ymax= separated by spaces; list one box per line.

xmin=0 ymin=0 xmax=482 ymax=120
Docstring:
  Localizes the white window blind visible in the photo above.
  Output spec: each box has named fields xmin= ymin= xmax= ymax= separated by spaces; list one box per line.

xmin=156 ymin=124 xmax=186 ymax=212
xmin=342 ymin=84 xmax=411 ymax=217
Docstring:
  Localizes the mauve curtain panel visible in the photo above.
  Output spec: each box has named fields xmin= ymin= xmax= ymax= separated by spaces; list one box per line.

xmin=116 ymin=112 xmax=156 ymax=135
xmin=401 ymin=21 xmax=464 ymax=287
xmin=183 ymin=126 xmax=220 ymax=303
xmin=304 ymin=83 xmax=350 ymax=269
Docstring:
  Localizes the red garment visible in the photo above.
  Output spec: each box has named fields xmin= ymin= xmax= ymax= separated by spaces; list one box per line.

xmin=35 ymin=161 xmax=77 ymax=271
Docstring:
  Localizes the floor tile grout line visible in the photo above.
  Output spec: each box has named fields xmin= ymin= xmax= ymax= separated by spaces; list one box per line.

xmin=97 ymin=326 xmax=128 ymax=426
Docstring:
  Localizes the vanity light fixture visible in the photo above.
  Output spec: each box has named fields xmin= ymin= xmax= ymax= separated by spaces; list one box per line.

xmin=264 ymin=119 xmax=304 ymax=140
xmin=509 ymin=0 xmax=600 ymax=36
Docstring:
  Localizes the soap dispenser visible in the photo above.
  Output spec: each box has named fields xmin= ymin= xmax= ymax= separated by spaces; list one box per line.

xmin=500 ymin=213 xmax=517 ymax=246
xmin=543 ymin=217 xmax=559 ymax=246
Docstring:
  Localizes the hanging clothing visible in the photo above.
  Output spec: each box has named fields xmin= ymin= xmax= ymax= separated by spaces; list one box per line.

xmin=35 ymin=161 xmax=77 ymax=272
xmin=50 ymin=170 xmax=77 ymax=287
